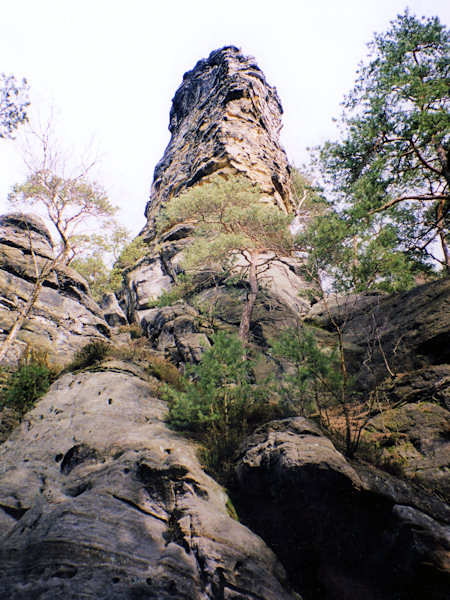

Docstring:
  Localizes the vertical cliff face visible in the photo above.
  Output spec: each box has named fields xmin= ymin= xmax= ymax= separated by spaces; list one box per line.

xmin=125 ymin=47 xmax=309 ymax=346
xmin=143 ymin=46 xmax=294 ymax=237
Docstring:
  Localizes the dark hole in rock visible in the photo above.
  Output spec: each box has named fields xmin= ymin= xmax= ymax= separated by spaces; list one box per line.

xmin=225 ymin=88 xmax=245 ymax=103
xmin=60 ymin=444 xmax=100 ymax=475
xmin=55 ymin=453 xmax=63 ymax=462
xmin=108 ymin=398 xmax=113 ymax=405
xmin=65 ymin=480 xmax=92 ymax=498
xmin=52 ymin=565 xmax=78 ymax=579
xmin=112 ymin=577 xmax=120 ymax=584
xmin=234 ymin=561 xmax=243 ymax=572
xmin=123 ymin=467 xmax=130 ymax=474
xmin=416 ymin=333 xmax=450 ymax=364
xmin=146 ymin=577 xmax=152 ymax=586
xmin=0 ymin=504 xmax=28 ymax=521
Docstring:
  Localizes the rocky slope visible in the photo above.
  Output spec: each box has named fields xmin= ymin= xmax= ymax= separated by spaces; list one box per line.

xmin=0 ymin=360 xmax=297 ymax=600
xmin=0 ymin=46 xmax=449 ymax=600
xmin=0 ymin=214 xmax=110 ymax=365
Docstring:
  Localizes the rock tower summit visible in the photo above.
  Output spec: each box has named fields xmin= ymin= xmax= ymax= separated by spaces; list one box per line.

xmin=144 ymin=46 xmax=294 ymax=234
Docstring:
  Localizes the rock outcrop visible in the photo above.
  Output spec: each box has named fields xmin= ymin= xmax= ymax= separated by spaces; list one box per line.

xmin=143 ymin=46 xmax=294 ymax=237
xmin=1 ymin=46 xmax=448 ymax=600
xmin=233 ymin=417 xmax=450 ymax=600
xmin=99 ymin=292 xmax=128 ymax=327
xmin=123 ymin=47 xmax=309 ymax=355
xmin=0 ymin=361 xmax=297 ymax=599
xmin=306 ymin=278 xmax=450 ymax=389
xmin=305 ymin=278 xmax=450 ymax=493
xmin=0 ymin=214 xmax=110 ymax=364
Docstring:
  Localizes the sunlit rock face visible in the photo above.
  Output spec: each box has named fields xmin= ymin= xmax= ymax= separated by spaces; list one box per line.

xmin=0 ymin=213 xmax=109 ymax=364
xmin=0 ymin=361 xmax=296 ymax=600
xmin=124 ymin=47 xmax=309 ymax=347
xmin=143 ymin=46 xmax=294 ymax=237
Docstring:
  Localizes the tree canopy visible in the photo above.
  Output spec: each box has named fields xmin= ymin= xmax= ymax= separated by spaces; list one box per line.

xmin=0 ymin=73 xmax=29 ymax=139
xmin=0 ymin=126 xmax=119 ymax=362
xmin=159 ymin=174 xmax=293 ymax=340
xmin=8 ymin=127 xmax=118 ymax=264
xmin=320 ymin=11 xmax=450 ymax=273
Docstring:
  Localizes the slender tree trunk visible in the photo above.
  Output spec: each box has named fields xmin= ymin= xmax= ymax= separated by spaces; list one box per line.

xmin=0 ymin=279 xmax=46 ymax=362
xmin=0 ymin=253 xmax=59 ymax=363
xmin=436 ymin=197 xmax=450 ymax=274
xmin=239 ymin=256 xmax=258 ymax=341
xmin=316 ymin=271 xmax=354 ymax=456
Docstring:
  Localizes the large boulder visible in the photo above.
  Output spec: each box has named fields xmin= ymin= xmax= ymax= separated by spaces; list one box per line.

xmin=0 ymin=360 xmax=297 ymax=599
xmin=233 ymin=417 xmax=450 ymax=600
xmin=363 ymin=364 xmax=450 ymax=494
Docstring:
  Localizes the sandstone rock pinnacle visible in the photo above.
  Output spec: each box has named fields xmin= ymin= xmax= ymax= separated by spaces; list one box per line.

xmin=143 ymin=46 xmax=294 ymax=237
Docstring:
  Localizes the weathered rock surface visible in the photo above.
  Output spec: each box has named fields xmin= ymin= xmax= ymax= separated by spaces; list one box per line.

xmin=0 ymin=214 xmax=110 ymax=364
xmin=364 ymin=364 xmax=450 ymax=493
xmin=304 ymin=280 xmax=450 ymax=492
xmin=119 ymin=47 xmax=312 ymax=357
xmin=143 ymin=46 xmax=294 ymax=237
xmin=323 ymin=278 xmax=450 ymax=389
xmin=305 ymin=290 xmax=388 ymax=329
xmin=141 ymin=301 xmax=212 ymax=364
xmin=0 ymin=361 xmax=297 ymax=599
xmin=99 ymin=292 xmax=128 ymax=327
xmin=233 ymin=417 xmax=450 ymax=600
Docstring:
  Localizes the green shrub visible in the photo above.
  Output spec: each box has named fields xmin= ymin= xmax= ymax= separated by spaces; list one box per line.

xmin=0 ymin=348 xmax=53 ymax=415
xmin=147 ymin=274 xmax=197 ymax=308
xmin=68 ymin=340 xmax=111 ymax=371
xmin=109 ymin=236 xmax=148 ymax=292
xmin=162 ymin=332 xmax=271 ymax=477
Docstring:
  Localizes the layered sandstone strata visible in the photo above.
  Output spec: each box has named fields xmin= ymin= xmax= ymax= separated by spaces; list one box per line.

xmin=143 ymin=46 xmax=294 ymax=237
xmin=0 ymin=213 xmax=109 ymax=364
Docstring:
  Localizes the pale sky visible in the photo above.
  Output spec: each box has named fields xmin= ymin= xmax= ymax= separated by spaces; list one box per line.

xmin=1 ymin=0 xmax=449 ymax=237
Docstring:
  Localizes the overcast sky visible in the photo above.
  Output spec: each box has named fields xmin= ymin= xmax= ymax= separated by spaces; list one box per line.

xmin=1 ymin=0 xmax=449 ymax=237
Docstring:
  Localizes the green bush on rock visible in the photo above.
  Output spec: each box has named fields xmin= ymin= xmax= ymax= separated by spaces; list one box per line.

xmin=162 ymin=331 xmax=274 ymax=477
xmin=67 ymin=340 xmax=111 ymax=372
xmin=0 ymin=347 xmax=55 ymax=415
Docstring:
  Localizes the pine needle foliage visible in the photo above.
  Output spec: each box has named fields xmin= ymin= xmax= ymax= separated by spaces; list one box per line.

xmin=158 ymin=174 xmax=293 ymax=340
xmin=163 ymin=331 xmax=270 ymax=475
xmin=319 ymin=10 xmax=450 ymax=273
